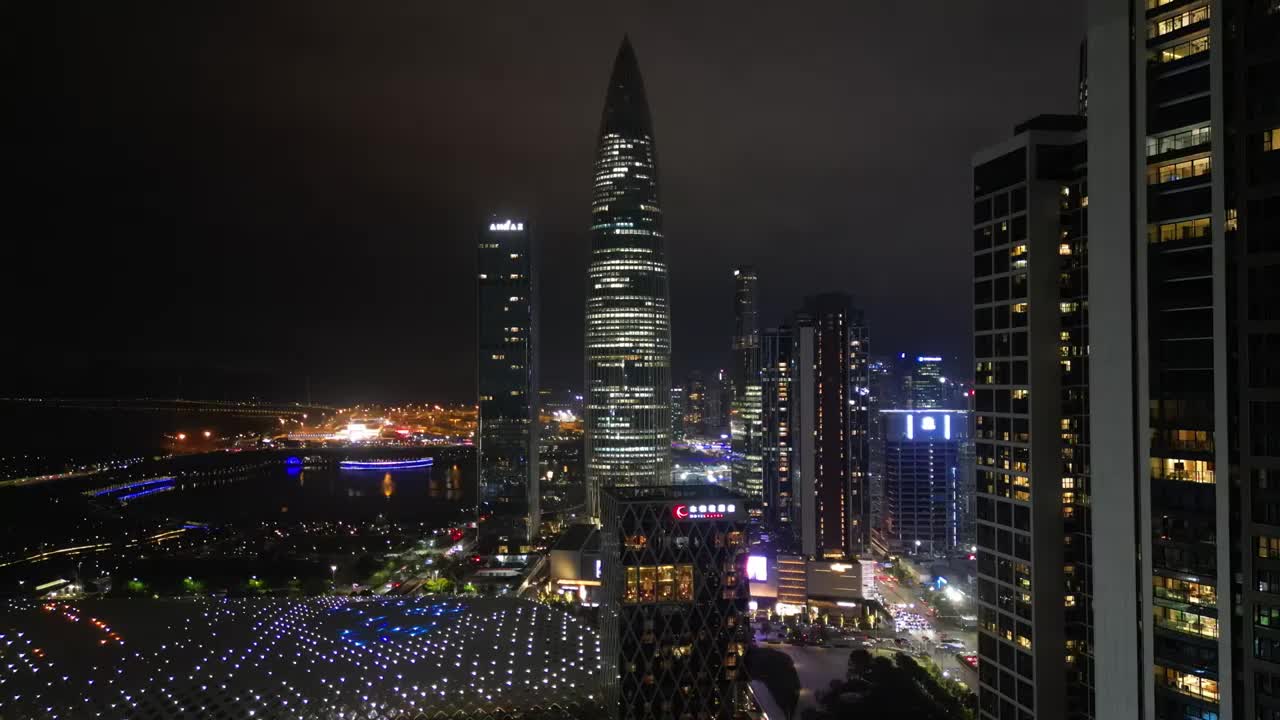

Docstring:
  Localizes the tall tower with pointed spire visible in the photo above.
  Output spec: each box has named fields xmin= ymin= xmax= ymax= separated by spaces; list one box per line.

xmin=584 ymin=37 xmax=671 ymax=519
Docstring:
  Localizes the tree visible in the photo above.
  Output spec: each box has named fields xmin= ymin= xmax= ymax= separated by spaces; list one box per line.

xmin=804 ymin=653 xmax=975 ymax=720
xmin=847 ymin=648 xmax=873 ymax=680
xmin=744 ymin=647 xmax=801 ymax=720
xmin=424 ymin=577 xmax=452 ymax=594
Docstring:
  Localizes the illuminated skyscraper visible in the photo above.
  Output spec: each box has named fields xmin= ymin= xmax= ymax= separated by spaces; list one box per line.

xmin=670 ymin=385 xmax=686 ymax=442
xmin=685 ymin=371 xmax=707 ymax=438
xmin=761 ymin=327 xmax=796 ymax=543
xmin=730 ymin=266 xmax=763 ymax=506
xmin=1087 ymin=2 xmax=1280 ymax=719
xmin=798 ymin=294 xmax=871 ymax=558
xmin=879 ymin=409 xmax=967 ymax=554
xmin=971 ymin=115 xmax=1088 ymax=720
xmin=906 ymin=355 xmax=946 ymax=409
xmin=584 ymin=37 xmax=671 ymax=519
xmin=477 ymin=216 xmax=539 ymax=543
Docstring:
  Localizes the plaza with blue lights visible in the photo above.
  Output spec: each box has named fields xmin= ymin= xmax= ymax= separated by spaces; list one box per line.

xmin=0 ymin=596 xmax=602 ymax=719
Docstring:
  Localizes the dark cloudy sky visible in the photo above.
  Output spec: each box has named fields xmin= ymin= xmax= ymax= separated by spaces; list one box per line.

xmin=13 ymin=1 xmax=1085 ymax=403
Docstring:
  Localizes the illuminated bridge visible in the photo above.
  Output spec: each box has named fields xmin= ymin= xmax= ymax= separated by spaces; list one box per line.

xmin=0 ymin=596 xmax=603 ymax=719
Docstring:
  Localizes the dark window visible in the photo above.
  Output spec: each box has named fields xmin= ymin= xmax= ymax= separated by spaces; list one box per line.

xmin=975 ymin=252 xmax=993 ymax=277
xmin=975 ymin=226 xmax=993 ymax=251
xmin=1011 ymin=187 xmax=1027 ymax=212
xmin=1252 ymin=402 xmax=1280 ymax=457
xmin=975 ymin=199 xmax=992 ymax=224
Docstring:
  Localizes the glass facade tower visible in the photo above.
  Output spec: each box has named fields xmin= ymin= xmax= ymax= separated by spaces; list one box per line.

xmin=761 ymin=327 xmax=795 ymax=543
xmin=585 ymin=37 xmax=672 ymax=519
xmin=477 ymin=216 xmax=539 ymax=543
xmin=730 ymin=266 xmax=763 ymax=506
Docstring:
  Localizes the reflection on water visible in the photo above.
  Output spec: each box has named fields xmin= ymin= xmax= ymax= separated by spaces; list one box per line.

xmin=130 ymin=459 xmax=474 ymax=524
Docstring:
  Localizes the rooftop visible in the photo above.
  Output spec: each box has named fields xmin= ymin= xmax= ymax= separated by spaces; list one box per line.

xmin=551 ymin=523 xmax=600 ymax=553
xmin=602 ymin=485 xmax=747 ymax=502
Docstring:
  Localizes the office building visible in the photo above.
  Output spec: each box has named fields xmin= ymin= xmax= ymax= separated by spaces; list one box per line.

xmin=797 ymin=294 xmax=870 ymax=558
xmin=730 ymin=267 xmax=763 ymax=505
xmin=477 ymin=215 xmax=539 ymax=543
xmin=906 ymin=355 xmax=947 ymax=409
xmin=792 ymin=320 xmax=818 ymax=557
xmin=670 ymin=386 xmax=686 ymax=442
xmin=705 ymin=369 xmax=729 ymax=438
xmin=598 ymin=486 xmax=750 ymax=719
xmin=1087 ymin=2 xmax=1280 ymax=719
xmin=684 ymin=371 xmax=707 ymax=438
xmin=971 ymin=114 xmax=1088 ymax=720
xmin=879 ymin=409 xmax=967 ymax=555
xmin=761 ymin=327 xmax=796 ymax=545
xmin=584 ymin=37 xmax=672 ymax=519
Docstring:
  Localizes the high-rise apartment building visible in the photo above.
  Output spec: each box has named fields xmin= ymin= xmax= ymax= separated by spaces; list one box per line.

xmin=477 ymin=216 xmax=540 ymax=543
xmin=797 ymin=294 xmax=870 ymax=558
xmin=730 ymin=267 xmax=763 ymax=506
xmin=867 ymin=358 xmax=890 ymax=543
xmin=880 ymin=409 xmax=968 ymax=555
xmin=598 ymin=486 xmax=750 ymax=719
xmin=584 ymin=37 xmax=672 ymax=520
xmin=971 ymin=115 xmax=1088 ymax=720
xmin=1087 ymin=2 xmax=1280 ymax=719
xmin=761 ymin=327 xmax=796 ymax=544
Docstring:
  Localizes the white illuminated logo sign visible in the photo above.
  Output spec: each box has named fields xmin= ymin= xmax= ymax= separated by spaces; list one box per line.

xmin=673 ymin=503 xmax=734 ymax=520
xmin=920 ymin=415 xmax=936 ymax=431
xmin=488 ymin=220 xmax=524 ymax=232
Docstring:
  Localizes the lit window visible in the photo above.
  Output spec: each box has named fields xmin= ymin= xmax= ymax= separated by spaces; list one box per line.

xmin=1151 ymin=457 xmax=1215 ymax=483
xmin=1148 ymin=217 xmax=1210 ymax=243
xmin=1265 ymin=128 xmax=1280 ymax=153
xmin=1147 ymin=156 xmax=1211 ymax=185
xmin=1156 ymin=34 xmax=1210 ymax=64
xmin=1147 ymin=5 xmax=1209 ymax=39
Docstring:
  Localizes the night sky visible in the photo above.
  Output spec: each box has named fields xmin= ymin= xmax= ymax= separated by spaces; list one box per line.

xmin=15 ymin=1 xmax=1085 ymax=403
